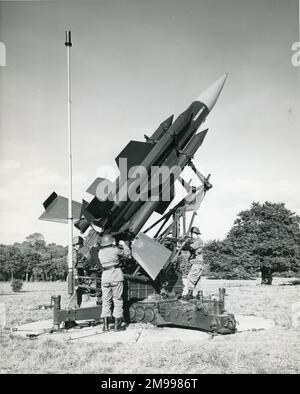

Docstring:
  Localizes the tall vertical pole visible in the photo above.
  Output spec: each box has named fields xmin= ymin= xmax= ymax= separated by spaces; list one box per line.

xmin=65 ymin=30 xmax=74 ymax=295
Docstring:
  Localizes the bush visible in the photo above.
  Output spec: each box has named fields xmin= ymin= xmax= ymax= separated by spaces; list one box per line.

xmin=11 ymin=279 xmax=23 ymax=292
xmin=273 ymin=271 xmax=295 ymax=278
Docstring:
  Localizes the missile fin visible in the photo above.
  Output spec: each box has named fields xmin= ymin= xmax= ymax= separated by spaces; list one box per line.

xmin=81 ymin=199 xmax=95 ymax=222
xmin=86 ymin=178 xmax=107 ymax=196
xmin=194 ymin=128 xmax=209 ymax=146
xmin=43 ymin=191 xmax=57 ymax=209
xmin=149 ymin=115 xmax=174 ymax=141
xmin=74 ymin=218 xmax=90 ymax=233
xmin=39 ymin=193 xmax=81 ymax=223
xmin=74 ymin=198 xmax=97 ymax=233
xmin=115 ymin=140 xmax=154 ymax=175
xmin=85 ymin=197 xmax=113 ymax=219
xmin=86 ymin=177 xmax=115 ymax=201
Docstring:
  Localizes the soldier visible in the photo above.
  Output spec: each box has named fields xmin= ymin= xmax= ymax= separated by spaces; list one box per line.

xmin=182 ymin=226 xmax=204 ymax=300
xmin=73 ymin=236 xmax=89 ymax=307
xmin=98 ymin=234 xmax=131 ymax=332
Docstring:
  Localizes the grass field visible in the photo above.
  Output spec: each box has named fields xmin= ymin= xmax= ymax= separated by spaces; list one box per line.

xmin=1 ymin=278 xmax=300 ymax=374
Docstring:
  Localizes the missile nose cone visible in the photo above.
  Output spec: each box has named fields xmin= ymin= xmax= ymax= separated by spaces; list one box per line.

xmin=196 ymin=74 xmax=228 ymax=112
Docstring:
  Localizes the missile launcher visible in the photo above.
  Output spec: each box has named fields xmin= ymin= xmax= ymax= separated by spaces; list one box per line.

xmin=40 ymin=74 xmax=236 ymax=334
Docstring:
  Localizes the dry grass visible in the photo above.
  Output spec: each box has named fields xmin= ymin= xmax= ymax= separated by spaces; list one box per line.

xmin=1 ymin=278 xmax=300 ymax=374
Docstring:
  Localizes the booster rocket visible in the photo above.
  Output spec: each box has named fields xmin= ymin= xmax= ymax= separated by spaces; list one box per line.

xmin=85 ymin=74 xmax=227 ymax=235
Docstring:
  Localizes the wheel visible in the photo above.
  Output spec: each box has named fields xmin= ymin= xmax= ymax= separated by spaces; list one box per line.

xmin=144 ymin=307 xmax=155 ymax=323
xmin=135 ymin=306 xmax=145 ymax=322
xmin=129 ymin=306 xmax=136 ymax=321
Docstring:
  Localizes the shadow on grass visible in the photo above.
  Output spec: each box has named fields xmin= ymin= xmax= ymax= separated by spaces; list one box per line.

xmin=0 ymin=293 xmax=22 ymax=296
xmin=278 ymin=280 xmax=300 ymax=286
xmin=11 ymin=289 xmax=60 ymax=293
xmin=0 ymin=290 xmax=33 ymax=295
xmin=0 ymin=290 xmax=53 ymax=295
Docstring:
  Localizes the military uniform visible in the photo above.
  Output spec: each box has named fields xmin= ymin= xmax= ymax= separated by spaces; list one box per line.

xmin=186 ymin=236 xmax=204 ymax=293
xmin=73 ymin=237 xmax=90 ymax=307
xmin=178 ymin=250 xmax=190 ymax=297
xmin=98 ymin=244 xmax=131 ymax=319
xmin=181 ymin=226 xmax=204 ymax=299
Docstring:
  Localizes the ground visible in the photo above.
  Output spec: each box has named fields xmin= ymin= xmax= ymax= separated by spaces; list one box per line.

xmin=0 ymin=278 xmax=300 ymax=374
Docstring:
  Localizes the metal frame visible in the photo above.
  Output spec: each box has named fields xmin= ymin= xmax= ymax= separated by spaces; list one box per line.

xmin=50 ymin=163 xmax=236 ymax=334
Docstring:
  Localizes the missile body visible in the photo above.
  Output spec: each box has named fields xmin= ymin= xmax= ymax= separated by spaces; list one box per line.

xmin=108 ymin=102 xmax=208 ymax=228
xmin=84 ymin=115 xmax=174 ymax=223
xmin=39 ymin=75 xmax=227 ymax=239
xmin=146 ymin=115 xmax=174 ymax=143
xmin=112 ymin=101 xmax=203 ymax=207
xmin=112 ymin=111 xmax=208 ymax=228
xmin=126 ymin=130 xmax=208 ymax=236
xmin=108 ymin=75 xmax=227 ymax=232
xmin=112 ymin=103 xmax=208 ymax=228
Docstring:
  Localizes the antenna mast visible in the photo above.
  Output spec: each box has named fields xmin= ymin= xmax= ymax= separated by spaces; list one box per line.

xmin=65 ymin=30 xmax=74 ymax=295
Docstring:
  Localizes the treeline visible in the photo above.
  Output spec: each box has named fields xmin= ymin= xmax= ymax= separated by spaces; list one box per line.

xmin=1 ymin=202 xmax=299 ymax=283
xmin=0 ymin=233 xmax=67 ymax=282
xmin=203 ymin=202 xmax=300 ymax=283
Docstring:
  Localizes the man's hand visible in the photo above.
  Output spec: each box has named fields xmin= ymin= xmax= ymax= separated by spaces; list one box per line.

xmin=179 ymin=235 xmax=190 ymax=242
xmin=182 ymin=237 xmax=193 ymax=251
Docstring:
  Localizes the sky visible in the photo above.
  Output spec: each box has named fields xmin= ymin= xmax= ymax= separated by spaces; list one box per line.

xmin=0 ymin=0 xmax=299 ymax=245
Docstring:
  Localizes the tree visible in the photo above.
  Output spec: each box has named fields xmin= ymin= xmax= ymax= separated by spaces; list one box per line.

xmin=7 ymin=244 xmax=25 ymax=280
xmin=25 ymin=233 xmax=46 ymax=248
xmin=48 ymin=243 xmax=68 ymax=280
xmin=203 ymin=239 xmax=254 ymax=279
xmin=0 ymin=244 xmax=12 ymax=280
xmin=22 ymin=233 xmax=58 ymax=281
xmin=0 ymin=234 xmax=68 ymax=282
xmin=204 ymin=202 xmax=300 ymax=284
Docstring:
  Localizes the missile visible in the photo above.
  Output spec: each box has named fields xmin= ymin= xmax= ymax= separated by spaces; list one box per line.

xmin=40 ymin=113 xmax=174 ymax=230
xmin=196 ymin=74 xmax=227 ymax=112
xmin=115 ymin=100 xmax=213 ymax=226
xmin=39 ymin=75 xmax=227 ymax=240
xmin=39 ymin=74 xmax=228 ymax=280
xmin=122 ymin=129 xmax=209 ymax=236
xmin=84 ymin=115 xmax=174 ymax=220
xmin=111 ymin=102 xmax=203 ymax=211
xmin=107 ymin=74 xmax=227 ymax=231
xmin=87 ymin=74 xmax=227 ymax=233
xmin=145 ymin=114 xmax=174 ymax=143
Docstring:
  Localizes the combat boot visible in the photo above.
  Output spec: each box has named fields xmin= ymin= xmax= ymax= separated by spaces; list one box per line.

xmin=182 ymin=290 xmax=193 ymax=300
xmin=102 ymin=317 xmax=109 ymax=332
xmin=114 ymin=317 xmax=125 ymax=332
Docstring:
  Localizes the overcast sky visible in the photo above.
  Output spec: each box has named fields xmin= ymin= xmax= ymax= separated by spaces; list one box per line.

xmin=0 ymin=0 xmax=299 ymax=245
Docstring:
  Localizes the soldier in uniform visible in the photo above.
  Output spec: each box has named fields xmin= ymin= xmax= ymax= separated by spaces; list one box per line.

xmin=98 ymin=234 xmax=131 ymax=332
xmin=182 ymin=226 xmax=204 ymax=300
xmin=73 ymin=236 xmax=90 ymax=307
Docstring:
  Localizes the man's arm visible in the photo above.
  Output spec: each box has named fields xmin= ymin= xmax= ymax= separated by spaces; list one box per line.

xmin=117 ymin=241 xmax=131 ymax=258
xmin=190 ymin=238 xmax=204 ymax=253
xmin=181 ymin=237 xmax=193 ymax=251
